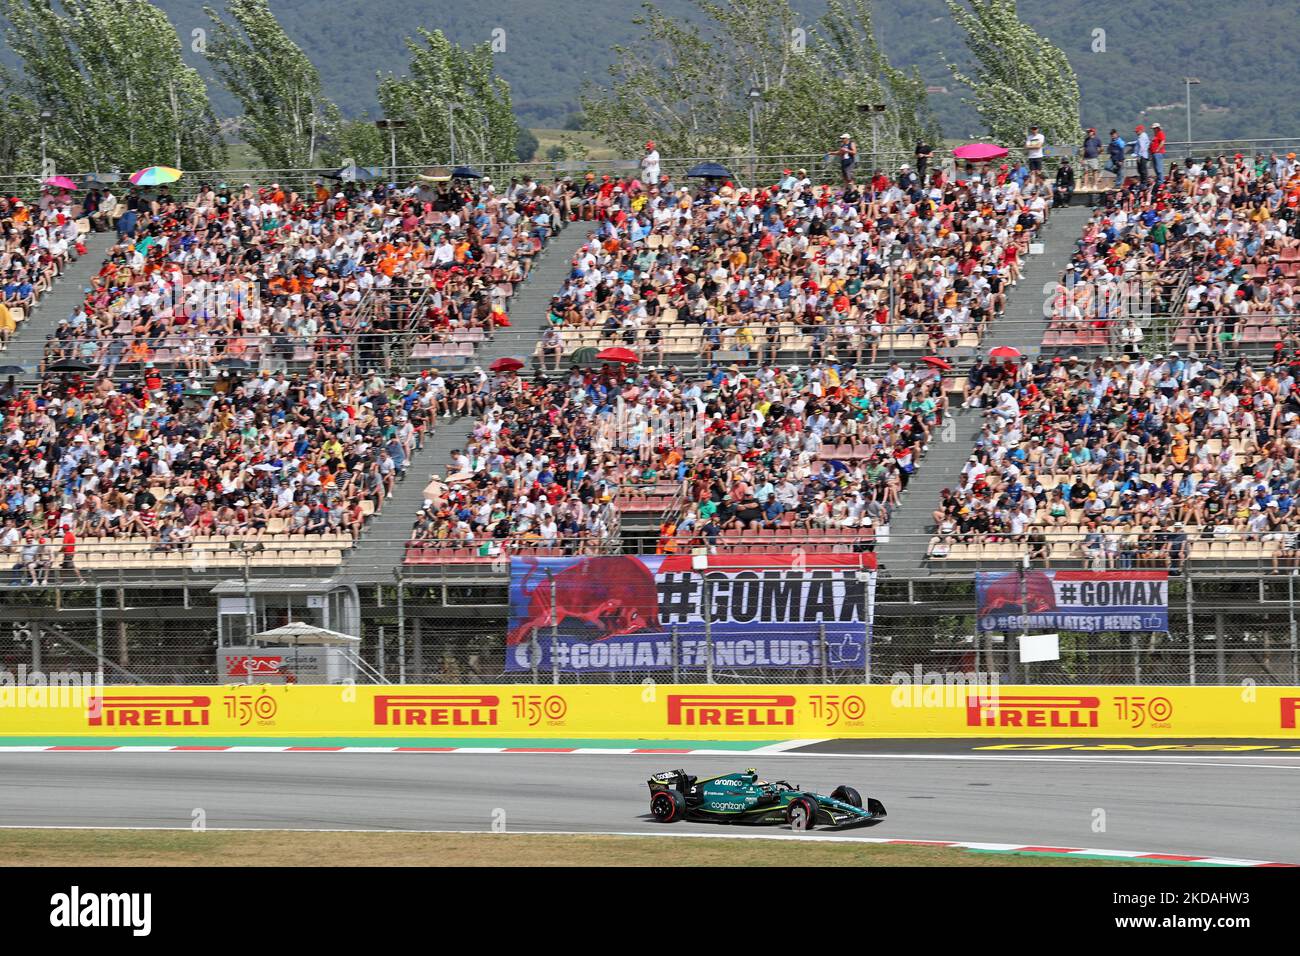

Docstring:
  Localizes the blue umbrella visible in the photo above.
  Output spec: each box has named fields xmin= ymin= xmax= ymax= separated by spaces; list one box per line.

xmin=686 ymin=161 xmax=733 ymax=179
xmin=451 ymin=165 xmax=483 ymax=179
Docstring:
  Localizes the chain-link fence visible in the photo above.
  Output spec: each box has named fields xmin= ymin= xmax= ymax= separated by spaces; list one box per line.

xmin=1 ymin=570 xmax=1296 ymax=686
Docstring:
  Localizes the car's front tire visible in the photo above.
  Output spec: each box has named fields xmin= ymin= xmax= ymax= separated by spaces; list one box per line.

xmin=650 ymin=789 xmax=685 ymax=823
xmin=786 ymin=796 xmax=817 ymax=830
xmin=831 ymin=785 xmax=863 ymax=808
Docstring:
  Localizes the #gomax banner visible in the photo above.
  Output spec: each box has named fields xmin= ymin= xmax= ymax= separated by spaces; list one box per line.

xmin=976 ymin=570 xmax=1169 ymax=633
xmin=507 ymin=554 xmax=877 ymax=672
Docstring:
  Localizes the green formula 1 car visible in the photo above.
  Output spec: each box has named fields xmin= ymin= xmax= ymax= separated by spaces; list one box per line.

xmin=647 ymin=768 xmax=886 ymax=830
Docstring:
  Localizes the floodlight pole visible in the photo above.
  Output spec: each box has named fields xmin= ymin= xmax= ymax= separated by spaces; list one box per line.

xmin=1184 ymin=78 xmax=1201 ymax=159
xmin=448 ymin=103 xmax=460 ymax=166
xmin=746 ymin=87 xmax=762 ymax=185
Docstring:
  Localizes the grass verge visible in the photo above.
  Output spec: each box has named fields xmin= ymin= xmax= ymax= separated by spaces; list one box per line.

xmin=0 ymin=829 xmax=1160 ymax=867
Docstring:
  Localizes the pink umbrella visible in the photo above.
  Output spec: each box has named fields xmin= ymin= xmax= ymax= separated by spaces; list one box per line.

xmin=44 ymin=176 xmax=78 ymax=191
xmin=953 ymin=143 xmax=1009 ymax=162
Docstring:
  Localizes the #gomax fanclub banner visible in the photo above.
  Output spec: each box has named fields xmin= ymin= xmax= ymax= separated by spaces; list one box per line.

xmin=506 ymin=554 xmax=877 ymax=673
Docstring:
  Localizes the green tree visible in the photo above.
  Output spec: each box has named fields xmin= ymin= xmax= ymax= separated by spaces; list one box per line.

xmin=816 ymin=0 xmax=941 ymax=163
xmin=944 ymin=0 xmax=1081 ymax=146
xmin=327 ymin=116 xmax=388 ymax=168
xmin=582 ymin=0 xmax=939 ymax=168
xmin=203 ymin=0 xmax=332 ymax=169
xmin=0 ymin=66 xmax=40 ymax=174
xmin=515 ymin=127 xmax=540 ymax=163
xmin=375 ymin=28 xmax=519 ymax=167
xmin=2 ymin=0 xmax=224 ymax=173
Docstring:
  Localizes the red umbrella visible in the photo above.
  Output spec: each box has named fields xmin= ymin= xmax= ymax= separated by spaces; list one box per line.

xmin=921 ymin=355 xmax=953 ymax=371
xmin=953 ymin=143 xmax=1010 ymax=162
xmin=596 ymin=346 xmax=640 ymax=364
xmin=989 ymin=346 xmax=1022 ymax=360
xmin=489 ymin=357 xmax=524 ymax=373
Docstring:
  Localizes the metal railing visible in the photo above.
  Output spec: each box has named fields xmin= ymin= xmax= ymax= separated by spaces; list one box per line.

xmin=0 ymin=145 xmax=1080 ymax=203
xmin=4 ymin=526 xmax=1299 ymax=579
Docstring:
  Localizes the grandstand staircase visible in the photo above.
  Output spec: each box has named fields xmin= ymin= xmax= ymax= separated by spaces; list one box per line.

xmin=5 ymin=231 xmax=115 ymax=376
xmin=339 ymin=221 xmax=594 ymax=579
xmin=873 ymin=204 xmax=1092 ymax=573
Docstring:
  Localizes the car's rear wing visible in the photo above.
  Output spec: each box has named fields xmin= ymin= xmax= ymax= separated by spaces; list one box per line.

xmin=647 ymin=769 xmax=691 ymax=793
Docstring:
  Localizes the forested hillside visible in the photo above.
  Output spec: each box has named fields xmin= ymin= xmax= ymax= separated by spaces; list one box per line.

xmin=13 ymin=0 xmax=1299 ymax=143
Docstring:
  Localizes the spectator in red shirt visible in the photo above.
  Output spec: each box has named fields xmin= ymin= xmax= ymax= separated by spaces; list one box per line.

xmin=61 ymin=528 xmax=84 ymax=584
xmin=1150 ymin=122 xmax=1167 ymax=184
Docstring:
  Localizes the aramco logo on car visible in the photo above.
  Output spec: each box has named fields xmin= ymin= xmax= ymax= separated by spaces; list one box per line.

xmin=373 ymin=694 xmax=499 ymax=727
xmin=666 ymin=694 xmax=796 ymax=727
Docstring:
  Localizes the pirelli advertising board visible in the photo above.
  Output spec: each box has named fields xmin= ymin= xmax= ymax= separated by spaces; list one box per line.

xmin=1 ymin=685 xmax=1298 ymax=740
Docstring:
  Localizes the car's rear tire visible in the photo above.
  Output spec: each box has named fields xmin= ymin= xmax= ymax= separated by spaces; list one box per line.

xmin=831 ymin=785 xmax=862 ymax=808
xmin=786 ymin=796 xmax=817 ymax=830
xmin=650 ymin=789 xmax=685 ymax=823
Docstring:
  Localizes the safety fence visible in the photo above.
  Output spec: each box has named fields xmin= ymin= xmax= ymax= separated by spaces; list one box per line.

xmin=1 ymin=569 xmax=1297 ymax=687
xmin=12 ymin=527 xmax=1300 ymax=582
xmin=8 ymin=135 xmax=1300 ymax=197
xmin=20 ymin=133 xmax=1300 ymax=204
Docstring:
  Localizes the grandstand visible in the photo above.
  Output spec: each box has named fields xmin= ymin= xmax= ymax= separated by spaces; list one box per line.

xmin=2 ymin=145 xmax=1299 ymax=688
xmin=7 ymin=150 xmax=1300 ymax=577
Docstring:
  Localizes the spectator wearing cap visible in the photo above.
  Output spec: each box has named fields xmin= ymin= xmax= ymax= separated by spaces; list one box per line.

xmin=1081 ymin=127 xmax=1103 ymax=189
xmin=834 ymin=133 xmax=858 ymax=185
xmin=641 ymin=141 xmax=661 ymax=186
xmin=1053 ymin=157 xmax=1075 ymax=206
xmin=1134 ymin=125 xmax=1152 ymax=185
xmin=1150 ymin=123 xmax=1167 ymax=184
xmin=914 ymin=139 xmax=933 ymax=182
xmin=1024 ymin=125 xmax=1046 ymax=175
xmin=1105 ymin=129 xmax=1129 ymax=187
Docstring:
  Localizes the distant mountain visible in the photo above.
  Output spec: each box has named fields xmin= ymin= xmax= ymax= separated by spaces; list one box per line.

xmin=16 ymin=1 xmax=1300 ymax=146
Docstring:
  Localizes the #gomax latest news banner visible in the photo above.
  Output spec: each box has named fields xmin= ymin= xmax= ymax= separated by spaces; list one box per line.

xmin=506 ymin=554 xmax=878 ymax=673
xmin=976 ymin=570 xmax=1169 ymax=633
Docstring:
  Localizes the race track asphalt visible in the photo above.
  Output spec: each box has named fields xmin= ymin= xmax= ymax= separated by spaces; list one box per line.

xmin=0 ymin=750 xmax=1297 ymax=863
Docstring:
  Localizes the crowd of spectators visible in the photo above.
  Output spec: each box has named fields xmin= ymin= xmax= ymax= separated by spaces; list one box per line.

xmin=0 ymin=364 xmax=439 ymax=580
xmin=663 ymin=359 xmax=946 ymax=554
xmin=407 ymin=355 xmax=950 ymax=560
xmin=1 ymin=191 xmax=84 ymax=347
xmin=41 ymin=174 xmax=566 ymax=377
xmin=406 ymin=366 xmax=623 ymax=559
xmin=929 ymin=349 xmax=1300 ymax=573
xmin=1047 ymin=149 xmax=1300 ymax=353
xmin=535 ymin=158 xmax=1053 ymax=371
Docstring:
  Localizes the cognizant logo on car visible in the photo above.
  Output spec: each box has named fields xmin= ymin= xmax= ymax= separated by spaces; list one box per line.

xmin=667 ymin=694 xmax=797 ymax=726
xmin=373 ymin=694 xmax=499 ymax=726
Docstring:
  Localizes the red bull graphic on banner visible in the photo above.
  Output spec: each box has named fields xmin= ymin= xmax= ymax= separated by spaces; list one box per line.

xmin=508 ymin=554 xmax=877 ymax=672
xmin=976 ymin=571 xmax=1168 ymax=633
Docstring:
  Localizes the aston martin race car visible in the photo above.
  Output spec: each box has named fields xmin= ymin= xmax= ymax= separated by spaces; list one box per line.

xmin=647 ymin=768 xmax=886 ymax=830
